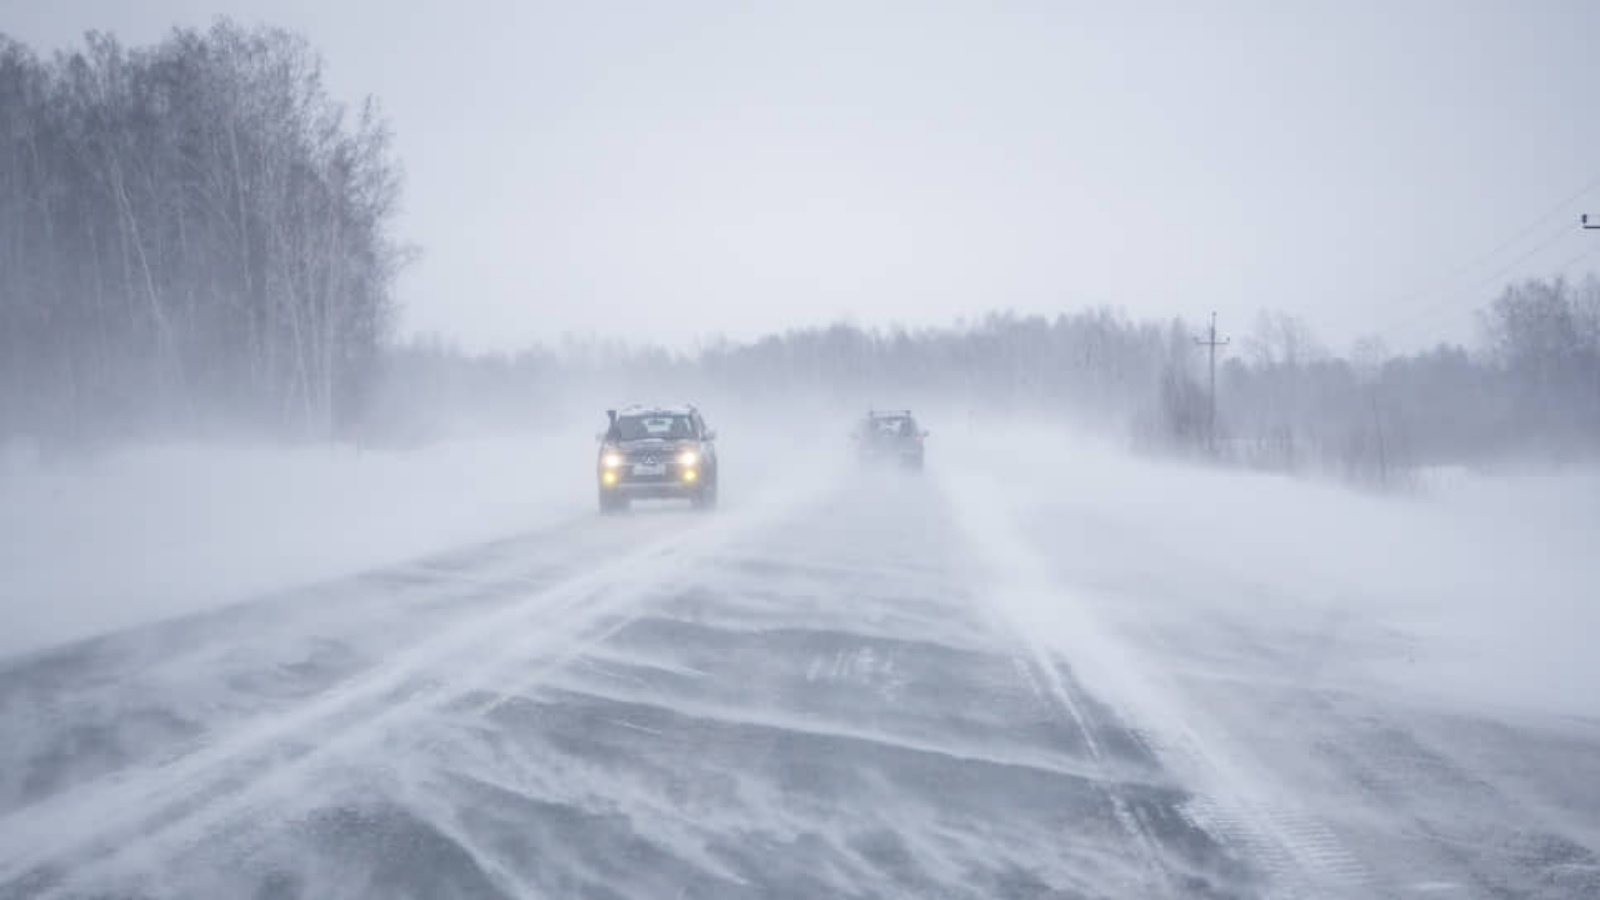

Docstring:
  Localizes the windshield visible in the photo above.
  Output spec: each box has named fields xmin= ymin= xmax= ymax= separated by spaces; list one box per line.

xmin=867 ymin=416 xmax=915 ymax=437
xmin=612 ymin=414 xmax=696 ymax=441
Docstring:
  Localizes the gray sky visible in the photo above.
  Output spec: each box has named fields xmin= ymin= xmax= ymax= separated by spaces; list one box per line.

xmin=7 ymin=1 xmax=1600 ymax=353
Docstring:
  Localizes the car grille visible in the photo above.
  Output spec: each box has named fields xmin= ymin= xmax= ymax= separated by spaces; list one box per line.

xmin=613 ymin=445 xmax=682 ymax=483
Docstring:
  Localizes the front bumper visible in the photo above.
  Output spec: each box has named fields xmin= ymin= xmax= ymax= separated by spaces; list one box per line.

xmin=604 ymin=482 xmax=705 ymax=500
xmin=858 ymin=445 xmax=923 ymax=465
xmin=598 ymin=466 xmax=707 ymax=497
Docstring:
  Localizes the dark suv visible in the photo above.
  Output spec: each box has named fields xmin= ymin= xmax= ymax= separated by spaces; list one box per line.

xmin=597 ymin=405 xmax=720 ymax=512
xmin=852 ymin=409 xmax=928 ymax=471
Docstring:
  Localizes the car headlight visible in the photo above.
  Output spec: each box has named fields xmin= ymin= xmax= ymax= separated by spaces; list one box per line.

xmin=602 ymin=451 xmax=624 ymax=468
xmin=677 ymin=449 xmax=699 ymax=467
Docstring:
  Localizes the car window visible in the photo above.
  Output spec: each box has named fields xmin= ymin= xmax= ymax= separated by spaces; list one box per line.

xmin=615 ymin=415 xmax=694 ymax=441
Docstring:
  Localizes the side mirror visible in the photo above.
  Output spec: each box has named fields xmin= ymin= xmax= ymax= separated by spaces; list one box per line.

xmin=595 ymin=432 xmax=606 ymax=443
xmin=703 ymin=429 xmax=717 ymax=441
xmin=921 ymin=429 xmax=930 ymax=438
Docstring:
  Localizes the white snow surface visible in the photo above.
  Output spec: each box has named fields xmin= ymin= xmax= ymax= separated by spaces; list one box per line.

xmin=1 ymin=418 xmax=1598 ymax=898
xmin=0 ymin=434 xmax=594 ymax=658
xmin=947 ymin=425 xmax=1600 ymax=720
xmin=4 ymin=422 xmax=1594 ymax=714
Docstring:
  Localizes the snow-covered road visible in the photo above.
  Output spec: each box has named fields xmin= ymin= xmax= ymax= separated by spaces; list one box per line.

xmin=1 ymin=438 xmax=1597 ymax=899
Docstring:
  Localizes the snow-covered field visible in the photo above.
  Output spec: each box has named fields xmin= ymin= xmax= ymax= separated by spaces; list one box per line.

xmin=944 ymin=429 xmax=1600 ymax=896
xmin=948 ymin=427 xmax=1600 ymax=720
xmin=0 ymin=423 xmax=1596 ymax=898
xmin=0 ymin=435 xmax=594 ymax=658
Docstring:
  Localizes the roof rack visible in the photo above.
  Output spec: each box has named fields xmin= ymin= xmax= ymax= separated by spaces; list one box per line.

xmin=614 ymin=403 xmax=697 ymax=416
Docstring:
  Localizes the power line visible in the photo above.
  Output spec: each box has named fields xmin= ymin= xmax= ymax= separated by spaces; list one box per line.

xmin=1386 ymin=218 xmax=1600 ymax=348
xmin=1545 ymin=227 xmax=1600 ymax=290
xmin=1386 ymin=217 xmax=1584 ymax=340
xmin=1378 ymin=172 xmax=1600 ymax=326
xmin=1463 ymin=173 xmax=1600 ymax=264
xmin=1550 ymin=239 xmax=1600 ymax=275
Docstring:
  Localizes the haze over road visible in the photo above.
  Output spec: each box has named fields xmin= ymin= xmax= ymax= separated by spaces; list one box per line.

xmin=1 ymin=431 xmax=1595 ymax=900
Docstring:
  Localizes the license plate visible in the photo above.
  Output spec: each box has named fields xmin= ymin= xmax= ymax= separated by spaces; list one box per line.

xmin=632 ymin=463 xmax=666 ymax=476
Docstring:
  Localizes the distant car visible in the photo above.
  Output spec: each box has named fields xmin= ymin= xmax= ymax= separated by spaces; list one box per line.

xmin=853 ymin=409 xmax=928 ymax=471
xmin=597 ymin=405 xmax=719 ymax=513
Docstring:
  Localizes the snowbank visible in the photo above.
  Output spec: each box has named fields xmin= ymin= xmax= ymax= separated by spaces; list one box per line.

xmin=0 ymin=435 xmax=595 ymax=659
xmin=941 ymin=424 xmax=1600 ymax=719
xmin=0 ymin=395 xmax=846 ymax=661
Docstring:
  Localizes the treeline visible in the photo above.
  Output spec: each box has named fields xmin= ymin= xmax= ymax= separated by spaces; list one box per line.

xmin=1194 ymin=275 xmax=1600 ymax=484
xmin=383 ymin=275 xmax=1600 ymax=483
xmin=0 ymin=22 xmax=404 ymax=445
xmin=372 ymin=310 xmax=1176 ymax=440
xmin=6 ymin=25 xmax=1595 ymax=485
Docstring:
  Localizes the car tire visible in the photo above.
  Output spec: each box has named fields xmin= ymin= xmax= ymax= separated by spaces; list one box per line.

xmin=599 ymin=491 xmax=628 ymax=514
xmin=692 ymin=480 xmax=719 ymax=511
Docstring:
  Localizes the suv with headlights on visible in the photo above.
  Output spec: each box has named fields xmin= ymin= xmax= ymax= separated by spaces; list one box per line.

xmin=597 ymin=405 xmax=719 ymax=513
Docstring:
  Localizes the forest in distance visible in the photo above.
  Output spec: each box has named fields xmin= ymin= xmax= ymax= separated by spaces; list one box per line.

xmin=4 ymin=21 xmax=1600 ymax=488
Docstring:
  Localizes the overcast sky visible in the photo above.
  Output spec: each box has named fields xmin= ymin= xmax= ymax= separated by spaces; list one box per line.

xmin=6 ymin=1 xmax=1600 ymax=353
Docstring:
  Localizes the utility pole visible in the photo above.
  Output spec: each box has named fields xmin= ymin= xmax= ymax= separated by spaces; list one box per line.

xmin=1583 ymin=216 xmax=1599 ymax=415
xmin=1194 ymin=311 xmax=1230 ymax=453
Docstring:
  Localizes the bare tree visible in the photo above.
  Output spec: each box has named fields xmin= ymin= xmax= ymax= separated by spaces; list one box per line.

xmin=0 ymin=22 xmax=406 ymax=445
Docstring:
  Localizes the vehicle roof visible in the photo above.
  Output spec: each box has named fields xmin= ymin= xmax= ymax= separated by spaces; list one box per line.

xmin=866 ymin=409 xmax=914 ymax=418
xmin=614 ymin=404 xmax=698 ymax=417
